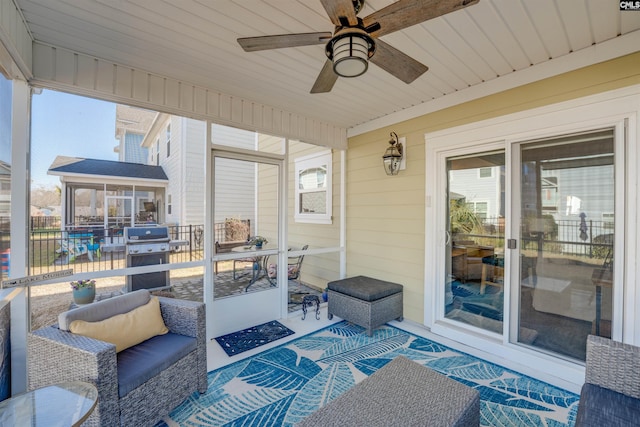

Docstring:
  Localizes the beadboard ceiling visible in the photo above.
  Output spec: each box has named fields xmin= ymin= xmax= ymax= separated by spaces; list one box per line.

xmin=14 ymin=0 xmax=640 ymax=131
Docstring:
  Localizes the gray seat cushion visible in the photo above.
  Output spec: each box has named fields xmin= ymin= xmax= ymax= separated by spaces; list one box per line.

xmin=117 ymin=332 xmax=197 ymax=397
xmin=576 ymin=383 xmax=640 ymax=426
xmin=328 ymin=276 xmax=402 ymax=302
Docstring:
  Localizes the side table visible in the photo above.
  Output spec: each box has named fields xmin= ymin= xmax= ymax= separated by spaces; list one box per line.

xmin=0 ymin=381 xmax=98 ymax=426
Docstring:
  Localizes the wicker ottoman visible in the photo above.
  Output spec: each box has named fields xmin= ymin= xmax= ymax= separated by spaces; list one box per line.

xmin=327 ymin=275 xmax=403 ymax=336
xmin=297 ymin=355 xmax=480 ymax=427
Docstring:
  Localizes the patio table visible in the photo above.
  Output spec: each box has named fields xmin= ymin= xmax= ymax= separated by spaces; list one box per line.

xmin=231 ymin=246 xmax=268 ymax=291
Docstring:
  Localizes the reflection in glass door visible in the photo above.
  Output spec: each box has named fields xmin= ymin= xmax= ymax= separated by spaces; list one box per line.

xmin=445 ymin=152 xmax=506 ymax=334
xmin=517 ymin=130 xmax=615 ymax=361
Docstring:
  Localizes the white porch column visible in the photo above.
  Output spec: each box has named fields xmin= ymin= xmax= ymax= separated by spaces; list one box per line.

xmin=8 ymin=79 xmax=30 ymax=395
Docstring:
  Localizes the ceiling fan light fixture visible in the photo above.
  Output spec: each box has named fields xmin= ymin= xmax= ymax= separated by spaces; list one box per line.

xmin=326 ymin=29 xmax=375 ymax=78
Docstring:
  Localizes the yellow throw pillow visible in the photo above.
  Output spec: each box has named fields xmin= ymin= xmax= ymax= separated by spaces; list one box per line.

xmin=70 ymin=296 xmax=169 ymax=352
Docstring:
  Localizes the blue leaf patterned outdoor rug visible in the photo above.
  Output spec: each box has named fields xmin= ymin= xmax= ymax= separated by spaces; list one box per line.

xmin=160 ymin=322 xmax=579 ymax=426
xmin=215 ymin=320 xmax=295 ymax=356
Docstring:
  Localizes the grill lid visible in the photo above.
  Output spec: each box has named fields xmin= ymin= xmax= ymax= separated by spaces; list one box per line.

xmin=124 ymin=226 xmax=170 ymax=242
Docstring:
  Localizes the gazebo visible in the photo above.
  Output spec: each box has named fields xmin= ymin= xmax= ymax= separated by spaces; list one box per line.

xmin=48 ymin=156 xmax=168 ymax=234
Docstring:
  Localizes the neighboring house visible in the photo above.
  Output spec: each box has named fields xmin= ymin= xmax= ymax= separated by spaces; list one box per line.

xmin=139 ymin=112 xmax=256 ymax=230
xmin=47 ymin=156 xmax=168 ymax=230
xmin=449 ymin=166 xmax=504 ymax=220
xmin=114 ymin=105 xmax=155 ymax=163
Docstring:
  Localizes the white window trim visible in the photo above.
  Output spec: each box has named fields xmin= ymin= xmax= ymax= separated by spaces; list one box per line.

xmin=294 ymin=150 xmax=332 ymax=224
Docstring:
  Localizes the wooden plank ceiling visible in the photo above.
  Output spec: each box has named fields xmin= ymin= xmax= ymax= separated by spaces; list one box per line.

xmin=14 ymin=0 xmax=640 ymax=130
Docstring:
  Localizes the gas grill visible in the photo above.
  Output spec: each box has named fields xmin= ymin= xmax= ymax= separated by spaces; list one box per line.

xmin=124 ymin=226 xmax=170 ymax=292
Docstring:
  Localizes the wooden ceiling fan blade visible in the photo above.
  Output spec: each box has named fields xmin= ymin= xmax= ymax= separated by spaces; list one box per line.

xmin=310 ymin=60 xmax=339 ymax=93
xmin=370 ymin=40 xmax=428 ymax=84
xmin=364 ymin=0 xmax=479 ymax=38
xmin=238 ymin=32 xmax=332 ymax=52
xmin=320 ymin=0 xmax=359 ymax=27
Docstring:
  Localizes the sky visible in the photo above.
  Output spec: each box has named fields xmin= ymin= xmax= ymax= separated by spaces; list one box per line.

xmin=31 ymin=89 xmax=118 ymax=188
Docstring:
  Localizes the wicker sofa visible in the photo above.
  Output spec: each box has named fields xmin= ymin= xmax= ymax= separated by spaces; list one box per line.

xmin=575 ymin=335 xmax=640 ymax=426
xmin=27 ymin=290 xmax=207 ymax=427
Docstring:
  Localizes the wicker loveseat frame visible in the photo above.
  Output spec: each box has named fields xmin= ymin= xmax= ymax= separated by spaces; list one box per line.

xmin=575 ymin=334 xmax=640 ymax=426
xmin=27 ymin=293 xmax=207 ymax=427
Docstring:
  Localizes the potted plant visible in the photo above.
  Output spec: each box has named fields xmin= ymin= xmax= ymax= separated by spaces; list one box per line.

xmin=70 ymin=279 xmax=96 ymax=305
xmin=249 ymin=236 xmax=268 ymax=249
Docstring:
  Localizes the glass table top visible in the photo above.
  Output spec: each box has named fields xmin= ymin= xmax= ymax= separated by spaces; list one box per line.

xmin=0 ymin=381 xmax=98 ymax=427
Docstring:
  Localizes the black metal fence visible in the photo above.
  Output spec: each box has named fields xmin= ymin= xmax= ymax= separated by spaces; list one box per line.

xmin=30 ymin=216 xmax=62 ymax=230
xmin=28 ymin=224 xmax=206 ymax=275
xmin=13 ymin=216 xmax=616 ymax=277
xmin=455 ymin=216 xmax=614 ymax=260
xmin=24 ymin=219 xmax=254 ymax=276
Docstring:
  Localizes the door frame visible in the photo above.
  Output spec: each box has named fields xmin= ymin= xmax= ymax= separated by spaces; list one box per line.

xmin=207 ymin=143 xmax=287 ymax=338
xmin=425 ymin=85 xmax=639 ymax=386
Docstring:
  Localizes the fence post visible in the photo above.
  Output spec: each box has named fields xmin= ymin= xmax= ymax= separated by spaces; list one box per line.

xmin=589 ymin=220 xmax=593 ymax=258
xmin=189 ymin=224 xmax=193 ymax=262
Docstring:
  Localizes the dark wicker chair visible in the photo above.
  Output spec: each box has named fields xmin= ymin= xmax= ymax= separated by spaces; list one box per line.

xmin=575 ymin=335 xmax=640 ymax=426
xmin=27 ymin=294 xmax=207 ymax=427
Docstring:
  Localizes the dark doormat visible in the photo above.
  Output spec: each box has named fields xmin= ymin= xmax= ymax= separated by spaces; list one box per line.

xmin=214 ymin=320 xmax=295 ymax=356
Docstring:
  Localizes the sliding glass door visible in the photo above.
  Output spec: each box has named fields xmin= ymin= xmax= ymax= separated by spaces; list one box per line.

xmin=516 ymin=130 xmax=615 ymax=360
xmin=445 ymin=152 xmax=506 ymax=334
xmin=441 ymin=129 xmax=617 ymax=362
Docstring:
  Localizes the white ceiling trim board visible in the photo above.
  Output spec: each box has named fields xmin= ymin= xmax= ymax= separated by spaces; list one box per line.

xmin=29 ymin=41 xmax=347 ymax=150
xmin=348 ymin=30 xmax=640 ymax=137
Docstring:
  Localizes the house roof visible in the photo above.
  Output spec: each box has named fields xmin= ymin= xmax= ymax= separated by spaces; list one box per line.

xmin=14 ymin=1 xmax=640 ymax=133
xmin=48 ymin=156 xmax=168 ymax=181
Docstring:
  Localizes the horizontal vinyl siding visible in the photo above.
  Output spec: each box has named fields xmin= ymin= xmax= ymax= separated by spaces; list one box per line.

xmin=346 ymin=53 xmax=640 ymax=325
xmin=213 ymin=124 xmax=255 ymax=225
xmin=163 ymin=117 xmax=181 ymax=224
xmin=183 ymin=119 xmax=206 ymax=226
xmin=287 ymin=141 xmax=342 ymax=291
xmin=214 ymin=159 xmax=254 ymax=225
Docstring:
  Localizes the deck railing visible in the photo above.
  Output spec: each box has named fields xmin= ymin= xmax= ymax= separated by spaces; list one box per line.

xmin=454 ymin=216 xmax=613 ymax=261
xmin=27 ymin=224 xmax=204 ymax=275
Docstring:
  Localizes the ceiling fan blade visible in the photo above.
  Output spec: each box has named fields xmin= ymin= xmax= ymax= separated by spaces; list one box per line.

xmin=310 ymin=60 xmax=339 ymax=93
xmin=238 ymin=32 xmax=332 ymax=52
xmin=364 ymin=0 xmax=479 ymax=38
xmin=320 ymin=0 xmax=359 ymax=27
xmin=370 ymin=39 xmax=428 ymax=84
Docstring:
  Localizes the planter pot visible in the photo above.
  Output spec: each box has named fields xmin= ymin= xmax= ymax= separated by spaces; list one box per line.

xmin=73 ymin=286 xmax=95 ymax=305
xmin=255 ymin=242 xmax=263 ymax=249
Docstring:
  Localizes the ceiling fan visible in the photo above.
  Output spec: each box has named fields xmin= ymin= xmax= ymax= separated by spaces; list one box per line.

xmin=238 ymin=0 xmax=479 ymax=93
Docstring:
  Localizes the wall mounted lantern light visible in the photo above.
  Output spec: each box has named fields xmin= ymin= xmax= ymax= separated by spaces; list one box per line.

xmin=382 ymin=132 xmax=405 ymax=176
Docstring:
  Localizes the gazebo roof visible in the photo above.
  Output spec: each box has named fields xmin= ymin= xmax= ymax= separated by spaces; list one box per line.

xmin=48 ymin=156 xmax=168 ymax=181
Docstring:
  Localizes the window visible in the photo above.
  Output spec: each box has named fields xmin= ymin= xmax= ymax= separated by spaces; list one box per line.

xmin=541 ymin=176 xmax=559 ymax=213
xmin=466 ymin=201 xmax=488 ymax=220
xmin=167 ymin=194 xmax=172 ymax=215
xmin=295 ymin=150 xmax=332 ymax=224
xmin=166 ymin=124 xmax=171 ymax=157
xmin=603 ymin=212 xmax=614 ymax=229
xmin=479 ymin=167 xmax=493 ymax=178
